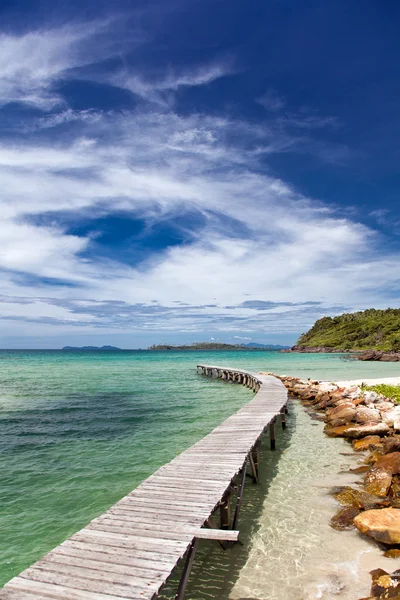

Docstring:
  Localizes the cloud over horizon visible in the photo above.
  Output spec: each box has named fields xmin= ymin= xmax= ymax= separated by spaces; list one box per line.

xmin=0 ymin=1 xmax=399 ymax=347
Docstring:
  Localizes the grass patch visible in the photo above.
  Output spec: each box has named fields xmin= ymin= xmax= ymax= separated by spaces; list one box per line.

xmin=362 ymin=383 xmax=400 ymax=404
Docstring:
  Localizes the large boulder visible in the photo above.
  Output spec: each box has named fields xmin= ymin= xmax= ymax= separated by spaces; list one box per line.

xmin=363 ymin=390 xmax=381 ymax=404
xmin=376 ymin=401 xmax=395 ymax=412
xmin=374 ymin=453 xmax=400 ymax=475
xmin=364 ymin=467 xmax=392 ymax=497
xmin=341 ymin=385 xmax=362 ymax=400
xmin=330 ymin=506 xmax=360 ymax=530
xmin=319 ymin=382 xmax=338 ymax=393
xmin=380 ymin=353 xmax=400 ymax=362
xmin=354 ymin=507 xmax=400 ymax=544
xmin=325 ymin=402 xmax=357 ymax=423
xmin=358 ymin=350 xmax=383 ymax=361
xmin=383 ymin=438 xmax=400 ymax=454
xmin=369 ymin=567 xmax=400 ymax=597
xmin=356 ymin=407 xmax=381 ymax=423
xmin=382 ymin=407 xmax=400 ymax=427
xmin=325 ymin=422 xmax=390 ymax=439
xmin=334 ymin=486 xmax=388 ymax=510
xmin=352 ymin=435 xmax=383 ymax=451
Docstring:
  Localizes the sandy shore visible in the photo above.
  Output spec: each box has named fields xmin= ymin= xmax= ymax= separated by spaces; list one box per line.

xmin=334 ymin=376 xmax=400 ymax=387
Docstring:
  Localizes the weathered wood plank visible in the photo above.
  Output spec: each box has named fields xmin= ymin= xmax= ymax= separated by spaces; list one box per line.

xmin=74 ymin=529 xmax=188 ymax=552
xmin=25 ymin=562 xmax=164 ymax=592
xmin=193 ymin=529 xmax=239 ymax=542
xmin=18 ymin=570 xmax=157 ymax=599
xmin=58 ymin=540 xmax=178 ymax=568
xmin=42 ymin=552 xmax=171 ymax=579
xmin=86 ymin=523 xmax=195 ymax=542
xmin=5 ymin=578 xmax=131 ymax=600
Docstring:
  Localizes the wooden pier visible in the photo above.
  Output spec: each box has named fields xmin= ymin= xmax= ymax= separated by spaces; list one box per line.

xmin=0 ymin=365 xmax=287 ymax=600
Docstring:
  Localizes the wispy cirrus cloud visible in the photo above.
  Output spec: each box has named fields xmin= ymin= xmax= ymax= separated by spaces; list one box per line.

xmin=111 ymin=62 xmax=233 ymax=105
xmin=0 ymin=25 xmax=103 ymax=109
xmin=0 ymin=104 xmax=396 ymax=335
xmin=0 ymin=19 xmax=397 ymax=345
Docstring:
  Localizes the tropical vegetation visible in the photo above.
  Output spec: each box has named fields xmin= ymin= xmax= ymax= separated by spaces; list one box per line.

xmin=362 ymin=383 xmax=400 ymax=404
xmin=296 ymin=308 xmax=400 ymax=351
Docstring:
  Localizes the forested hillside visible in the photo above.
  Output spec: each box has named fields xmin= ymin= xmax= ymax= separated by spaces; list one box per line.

xmin=296 ymin=308 xmax=400 ymax=351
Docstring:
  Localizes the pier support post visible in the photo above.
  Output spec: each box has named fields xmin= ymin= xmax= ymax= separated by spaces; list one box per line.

xmin=232 ymin=458 xmax=248 ymax=530
xmin=175 ymin=538 xmax=200 ymax=600
xmin=280 ymin=407 xmax=286 ymax=429
xmin=220 ymin=492 xmax=231 ymax=529
xmin=249 ymin=447 xmax=259 ymax=484
xmin=270 ymin=419 xmax=276 ymax=450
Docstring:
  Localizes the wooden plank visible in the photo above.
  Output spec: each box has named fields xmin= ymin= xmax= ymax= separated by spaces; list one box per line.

xmin=5 ymin=578 xmax=132 ymax=600
xmin=108 ymin=507 xmax=206 ymax=524
xmin=74 ymin=529 xmax=188 ymax=552
xmin=144 ymin=477 xmax=228 ymax=488
xmin=69 ymin=535 xmax=183 ymax=559
xmin=17 ymin=570 xmax=157 ymax=600
xmin=25 ymin=562 xmax=164 ymax=592
xmin=0 ymin=590 xmax=52 ymax=600
xmin=119 ymin=497 xmax=216 ymax=509
xmin=93 ymin=517 xmax=219 ymax=539
xmin=58 ymin=540 xmax=178 ymax=568
xmin=25 ymin=560 xmax=161 ymax=593
xmin=86 ymin=523 xmax=195 ymax=542
xmin=112 ymin=502 xmax=210 ymax=518
xmin=42 ymin=551 xmax=171 ymax=579
xmin=127 ymin=489 xmax=220 ymax=501
xmin=194 ymin=529 xmax=239 ymax=542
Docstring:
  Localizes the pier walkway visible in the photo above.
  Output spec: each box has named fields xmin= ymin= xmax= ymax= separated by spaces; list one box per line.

xmin=1 ymin=366 xmax=287 ymax=600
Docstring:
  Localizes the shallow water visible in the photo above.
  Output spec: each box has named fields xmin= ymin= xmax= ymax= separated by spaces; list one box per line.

xmin=1 ymin=349 xmax=399 ymax=595
xmin=160 ymin=402 xmax=396 ymax=600
xmin=230 ymin=403 xmax=395 ymax=600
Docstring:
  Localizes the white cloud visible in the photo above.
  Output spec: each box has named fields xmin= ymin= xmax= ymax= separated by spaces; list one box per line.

xmin=0 ymin=109 xmax=395 ymax=318
xmin=0 ymin=26 xmax=91 ymax=108
xmin=257 ymin=89 xmax=286 ymax=112
xmin=0 ymin=20 xmax=131 ymax=109
xmin=0 ymin=23 xmax=398 ymax=341
xmin=111 ymin=62 xmax=232 ymax=105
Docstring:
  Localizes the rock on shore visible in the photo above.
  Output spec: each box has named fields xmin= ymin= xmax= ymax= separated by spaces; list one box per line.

xmin=259 ymin=371 xmax=400 ymax=600
xmin=359 ymin=350 xmax=400 ymax=362
xmin=354 ymin=508 xmax=400 ymax=544
xmin=281 ymin=347 xmax=400 ymax=361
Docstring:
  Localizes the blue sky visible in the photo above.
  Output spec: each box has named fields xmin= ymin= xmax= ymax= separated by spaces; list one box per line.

xmin=0 ymin=0 xmax=399 ymax=348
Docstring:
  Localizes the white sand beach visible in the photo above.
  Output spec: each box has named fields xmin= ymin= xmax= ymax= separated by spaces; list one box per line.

xmin=334 ymin=376 xmax=400 ymax=387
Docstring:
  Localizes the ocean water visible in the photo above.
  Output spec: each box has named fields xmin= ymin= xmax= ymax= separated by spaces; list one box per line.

xmin=1 ymin=349 xmax=400 ymax=596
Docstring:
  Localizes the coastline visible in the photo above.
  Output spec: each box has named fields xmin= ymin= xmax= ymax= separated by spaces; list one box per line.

xmin=284 ymin=346 xmax=400 ymax=362
xmin=3 ymin=350 xmax=400 ymax=598
xmin=262 ymin=369 xmax=400 ymax=599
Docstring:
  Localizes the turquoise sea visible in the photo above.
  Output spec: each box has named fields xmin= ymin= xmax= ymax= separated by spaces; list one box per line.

xmin=1 ymin=349 xmax=400 ymax=596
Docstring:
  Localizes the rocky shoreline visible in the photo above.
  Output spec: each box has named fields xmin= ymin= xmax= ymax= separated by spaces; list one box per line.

xmin=281 ymin=345 xmax=349 ymax=353
xmin=281 ymin=346 xmax=400 ymax=362
xmin=358 ymin=350 xmax=400 ymax=362
xmin=260 ymin=371 xmax=400 ymax=599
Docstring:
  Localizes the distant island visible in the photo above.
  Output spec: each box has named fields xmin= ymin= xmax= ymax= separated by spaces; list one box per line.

xmin=62 ymin=345 xmax=122 ymax=351
xmin=148 ymin=342 xmax=289 ymax=351
xmin=285 ymin=308 xmax=400 ymax=361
